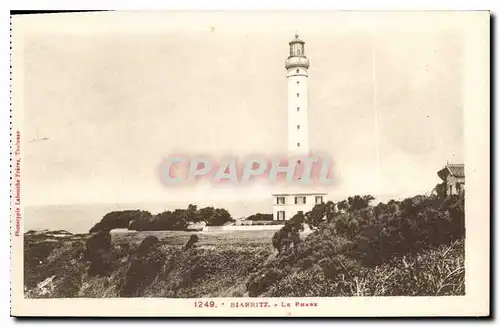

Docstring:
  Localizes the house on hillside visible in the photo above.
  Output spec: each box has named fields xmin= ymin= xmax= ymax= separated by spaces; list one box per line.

xmin=437 ymin=163 xmax=465 ymax=196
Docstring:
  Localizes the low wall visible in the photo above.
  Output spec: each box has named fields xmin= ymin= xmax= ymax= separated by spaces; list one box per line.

xmin=203 ymin=224 xmax=285 ymax=232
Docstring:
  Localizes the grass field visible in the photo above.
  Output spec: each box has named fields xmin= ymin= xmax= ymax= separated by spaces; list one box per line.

xmin=111 ymin=229 xmax=278 ymax=248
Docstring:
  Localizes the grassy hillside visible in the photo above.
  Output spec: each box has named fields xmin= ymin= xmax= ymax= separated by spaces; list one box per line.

xmin=24 ymin=230 xmax=275 ymax=298
xmin=247 ymin=193 xmax=465 ymax=297
xmin=24 ymin=193 xmax=465 ymax=298
xmin=261 ymin=239 xmax=464 ymax=297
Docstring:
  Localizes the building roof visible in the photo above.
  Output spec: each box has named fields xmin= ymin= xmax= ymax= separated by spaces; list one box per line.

xmin=437 ymin=164 xmax=465 ymax=181
xmin=272 ymin=192 xmax=328 ymax=196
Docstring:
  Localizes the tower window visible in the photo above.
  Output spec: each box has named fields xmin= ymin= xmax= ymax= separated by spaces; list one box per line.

xmin=297 ymin=93 xmax=299 ymax=97
xmin=296 ymin=69 xmax=299 ymax=73
xmin=297 ymin=107 xmax=300 ymax=111
xmin=297 ymin=125 xmax=300 ymax=130
xmin=297 ymin=142 xmax=300 ymax=147
xmin=297 ymin=81 xmax=300 ymax=85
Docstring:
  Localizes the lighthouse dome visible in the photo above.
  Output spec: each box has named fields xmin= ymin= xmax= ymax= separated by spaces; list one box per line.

xmin=285 ymin=33 xmax=309 ymax=70
xmin=289 ymin=33 xmax=305 ymax=44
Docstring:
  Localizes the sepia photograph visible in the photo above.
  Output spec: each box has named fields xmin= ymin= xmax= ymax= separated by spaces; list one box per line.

xmin=10 ymin=11 xmax=489 ymax=317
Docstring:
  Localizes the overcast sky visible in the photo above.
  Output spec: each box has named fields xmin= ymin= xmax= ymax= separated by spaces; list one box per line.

xmin=17 ymin=11 xmax=464 ymax=206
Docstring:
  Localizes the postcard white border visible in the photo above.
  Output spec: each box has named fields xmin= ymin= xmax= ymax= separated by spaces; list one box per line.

xmin=9 ymin=10 xmax=490 ymax=317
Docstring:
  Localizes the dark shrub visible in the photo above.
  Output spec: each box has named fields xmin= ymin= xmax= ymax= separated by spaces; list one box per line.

xmin=127 ymin=205 xmax=233 ymax=231
xmin=247 ymin=193 xmax=465 ymax=296
xmin=89 ymin=210 xmax=152 ymax=233
xmin=246 ymin=213 xmax=273 ymax=221
xmin=24 ymin=238 xmax=87 ymax=297
xmin=184 ymin=235 xmax=199 ymax=251
xmin=120 ymin=237 xmax=165 ymax=297
xmin=136 ymin=236 xmax=160 ymax=257
xmin=24 ymin=240 xmax=58 ymax=288
xmin=272 ymin=212 xmax=304 ymax=254
xmin=85 ymin=231 xmax=111 ymax=254
xmin=247 ymin=268 xmax=285 ymax=297
xmin=305 ymin=201 xmax=336 ymax=228
xmin=85 ymin=231 xmax=114 ymax=277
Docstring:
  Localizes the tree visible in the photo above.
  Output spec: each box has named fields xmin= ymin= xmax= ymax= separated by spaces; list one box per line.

xmin=97 ymin=205 xmax=233 ymax=231
xmin=347 ymin=195 xmax=374 ymax=212
xmin=205 ymin=208 xmax=233 ymax=226
xmin=272 ymin=212 xmax=305 ymax=254
xmin=156 ymin=210 xmax=189 ymax=230
xmin=305 ymin=201 xmax=336 ymax=229
xmin=362 ymin=195 xmax=375 ymax=206
xmin=246 ymin=213 xmax=273 ymax=221
xmin=198 ymin=206 xmax=215 ymax=223
xmin=195 ymin=206 xmax=233 ymax=226
xmin=337 ymin=200 xmax=348 ymax=213
xmin=186 ymin=204 xmax=201 ymax=222
xmin=250 ymin=192 xmax=466 ymax=296
xmin=89 ymin=210 xmax=152 ymax=233
xmin=433 ymin=182 xmax=447 ymax=199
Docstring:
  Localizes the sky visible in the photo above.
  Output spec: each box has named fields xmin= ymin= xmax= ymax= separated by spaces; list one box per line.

xmin=17 ymin=11 xmax=464 ymax=208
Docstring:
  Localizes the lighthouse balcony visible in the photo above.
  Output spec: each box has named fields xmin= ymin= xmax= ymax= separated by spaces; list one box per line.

xmin=285 ymin=56 xmax=310 ymax=69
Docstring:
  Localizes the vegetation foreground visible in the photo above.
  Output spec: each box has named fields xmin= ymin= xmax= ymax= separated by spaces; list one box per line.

xmin=24 ymin=192 xmax=465 ymax=298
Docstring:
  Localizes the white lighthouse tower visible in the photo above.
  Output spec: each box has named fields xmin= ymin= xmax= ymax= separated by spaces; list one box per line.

xmin=272 ymin=34 xmax=326 ymax=221
xmin=285 ymin=34 xmax=309 ymax=156
xmin=286 ymin=33 xmax=310 ymax=157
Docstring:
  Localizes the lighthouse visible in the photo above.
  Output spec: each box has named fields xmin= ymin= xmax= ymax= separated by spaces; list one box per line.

xmin=286 ymin=33 xmax=310 ymax=157
xmin=272 ymin=34 xmax=326 ymax=221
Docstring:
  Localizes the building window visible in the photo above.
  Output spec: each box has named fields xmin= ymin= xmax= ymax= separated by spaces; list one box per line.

xmin=295 ymin=196 xmax=306 ymax=205
xmin=297 ymin=125 xmax=300 ymax=130
xmin=297 ymin=142 xmax=300 ymax=147
xmin=277 ymin=196 xmax=285 ymax=205
xmin=297 ymin=93 xmax=300 ymax=97
xmin=315 ymin=196 xmax=324 ymax=204
xmin=297 ymin=107 xmax=300 ymax=112
xmin=456 ymin=182 xmax=461 ymax=193
xmin=277 ymin=211 xmax=285 ymax=220
xmin=297 ymin=81 xmax=300 ymax=85
xmin=296 ymin=69 xmax=299 ymax=73
xmin=449 ymin=185 xmax=453 ymax=195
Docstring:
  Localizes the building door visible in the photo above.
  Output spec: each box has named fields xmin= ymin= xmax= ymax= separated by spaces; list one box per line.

xmin=277 ymin=211 xmax=285 ymax=220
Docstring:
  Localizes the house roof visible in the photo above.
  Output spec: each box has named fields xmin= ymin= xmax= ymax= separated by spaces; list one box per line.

xmin=437 ymin=164 xmax=465 ymax=181
xmin=272 ymin=192 xmax=328 ymax=196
